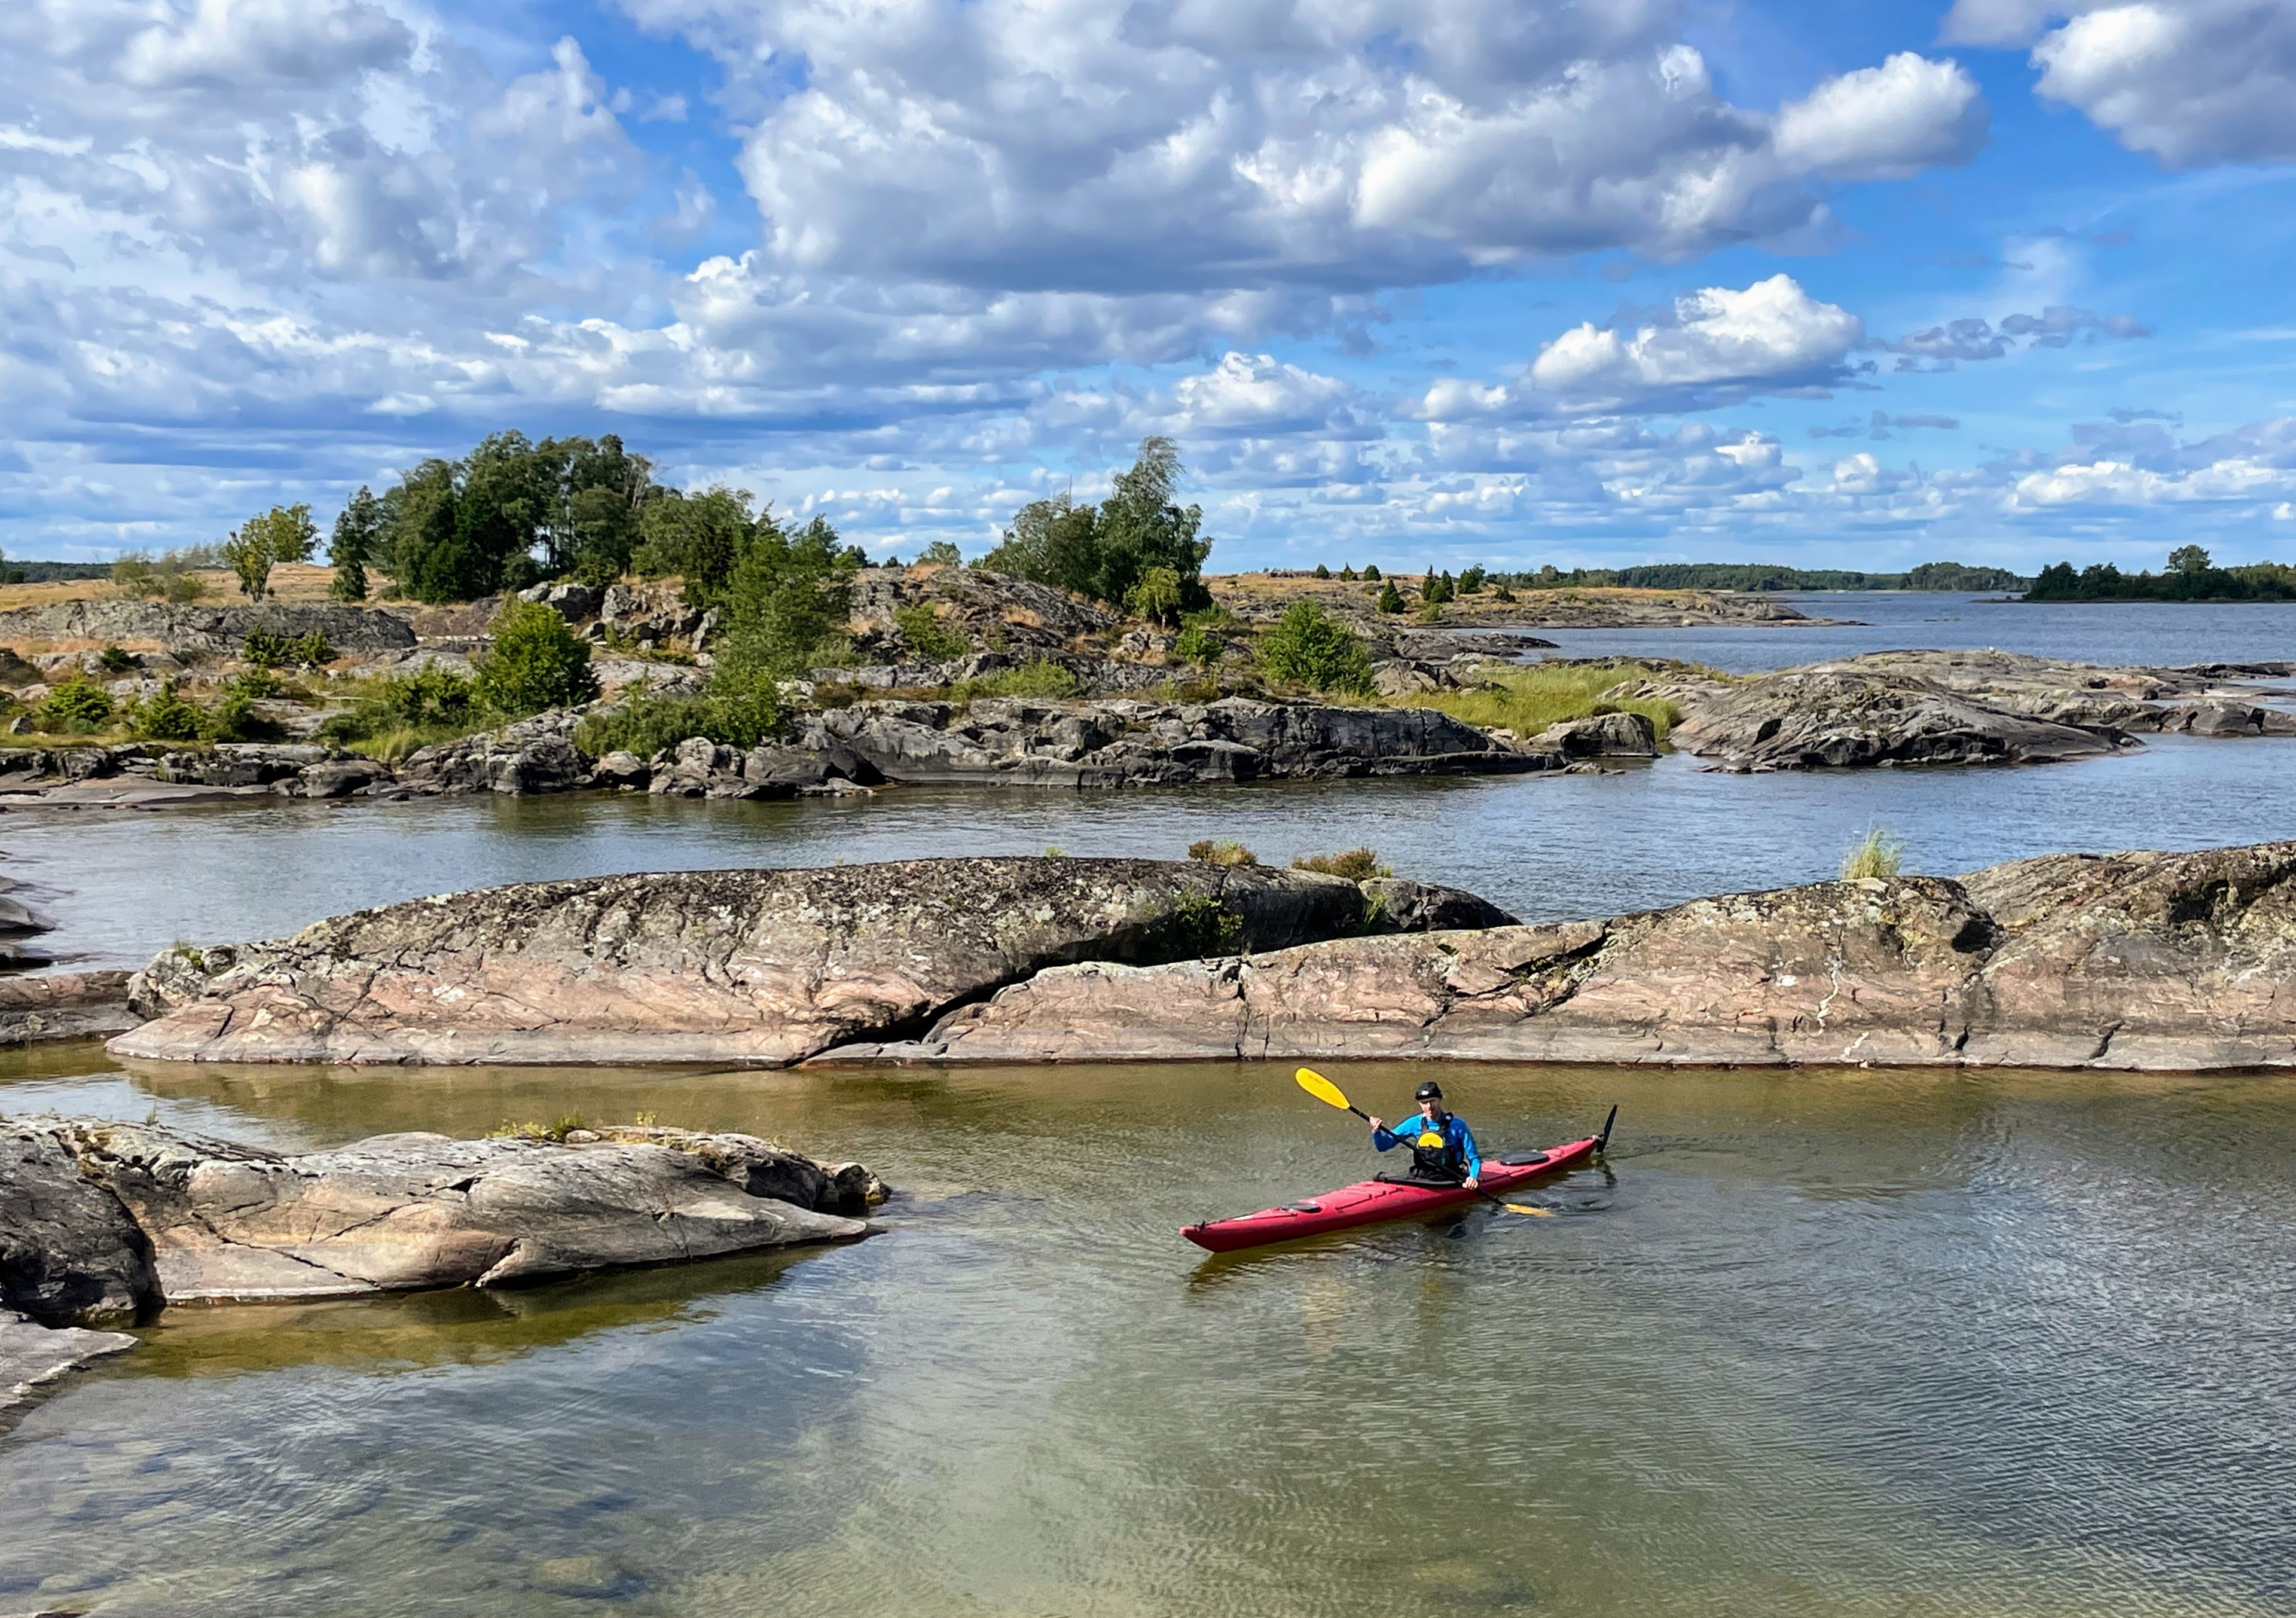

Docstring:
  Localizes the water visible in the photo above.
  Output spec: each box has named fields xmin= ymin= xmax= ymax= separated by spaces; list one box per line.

xmin=1529 ymin=593 xmax=2296 ymax=673
xmin=2 ymin=1054 xmax=2289 ymax=1616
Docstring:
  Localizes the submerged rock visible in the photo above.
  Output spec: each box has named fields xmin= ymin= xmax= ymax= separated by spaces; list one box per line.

xmin=1 ymin=1309 xmax=138 ymax=1431
xmin=109 ymin=857 xmax=1394 ymax=1065
xmin=0 ymin=972 xmax=139 ymax=1048
xmin=822 ymin=841 xmax=2296 ymax=1072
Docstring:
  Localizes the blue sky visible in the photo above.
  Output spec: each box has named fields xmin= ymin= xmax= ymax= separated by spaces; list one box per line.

xmin=5 ymin=0 xmax=2296 ymax=574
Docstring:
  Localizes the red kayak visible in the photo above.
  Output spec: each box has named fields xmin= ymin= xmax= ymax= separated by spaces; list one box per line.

xmin=1182 ymin=1110 xmax=1614 ymax=1254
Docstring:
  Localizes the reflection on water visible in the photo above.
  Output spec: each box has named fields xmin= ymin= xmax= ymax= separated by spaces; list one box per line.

xmin=4 ymin=1054 xmax=2291 ymax=1616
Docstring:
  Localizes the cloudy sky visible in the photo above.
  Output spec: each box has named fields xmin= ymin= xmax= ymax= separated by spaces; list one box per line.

xmin=6 ymin=0 xmax=2296 ymax=572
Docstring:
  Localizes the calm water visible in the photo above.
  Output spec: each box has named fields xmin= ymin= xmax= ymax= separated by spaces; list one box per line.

xmin=2 ymin=1053 xmax=2289 ymax=1617
xmin=1531 ymin=592 xmax=2296 ymax=672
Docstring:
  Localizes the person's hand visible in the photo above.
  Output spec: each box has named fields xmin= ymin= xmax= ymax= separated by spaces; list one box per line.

xmin=1464 ymin=1176 xmax=1480 ymax=1190
xmin=1368 ymin=1116 xmax=1385 ymax=1132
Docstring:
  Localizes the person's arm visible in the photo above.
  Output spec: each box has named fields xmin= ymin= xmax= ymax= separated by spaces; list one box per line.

xmin=1369 ymin=1117 xmax=1402 ymax=1151
xmin=1455 ymin=1118 xmax=1483 ymax=1183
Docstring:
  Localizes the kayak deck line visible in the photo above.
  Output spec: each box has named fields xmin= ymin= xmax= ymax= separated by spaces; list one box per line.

xmin=1180 ymin=1129 xmax=1604 ymax=1254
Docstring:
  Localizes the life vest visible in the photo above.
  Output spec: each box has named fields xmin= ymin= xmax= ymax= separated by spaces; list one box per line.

xmin=1409 ymin=1115 xmax=1465 ymax=1183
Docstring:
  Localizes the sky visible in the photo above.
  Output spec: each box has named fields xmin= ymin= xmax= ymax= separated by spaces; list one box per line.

xmin=5 ymin=0 xmax=2296 ymax=575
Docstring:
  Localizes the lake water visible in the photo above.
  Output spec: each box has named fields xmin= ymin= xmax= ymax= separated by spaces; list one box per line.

xmin=2 ymin=1054 xmax=2289 ymax=1617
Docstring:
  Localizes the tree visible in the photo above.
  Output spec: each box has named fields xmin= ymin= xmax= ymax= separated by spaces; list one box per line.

xmin=633 ymin=487 xmax=759 ymax=597
xmin=1339 ymin=564 xmax=1358 ymax=581
xmin=1458 ymin=564 xmax=1486 ymax=594
xmin=330 ymin=487 xmax=382 ymax=602
xmin=1312 ymin=563 xmax=1331 ymax=579
xmin=711 ymin=514 xmax=858 ymax=679
xmin=475 ymin=599 xmax=601 ymax=715
xmin=1256 ymin=600 xmax=1373 ymax=695
xmin=1125 ymin=565 xmax=1184 ymax=625
xmin=920 ymin=540 xmax=963 ymax=566
xmin=222 ymin=503 xmax=317 ymax=601
xmin=2169 ymin=544 xmax=2213 ymax=575
xmin=1376 ymin=579 xmax=1404 ymax=613
xmin=1361 ymin=563 xmax=1381 ymax=581
xmin=980 ymin=438 xmax=1212 ymax=610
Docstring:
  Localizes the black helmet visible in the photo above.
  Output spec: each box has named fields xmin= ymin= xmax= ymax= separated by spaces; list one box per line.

xmin=1414 ymin=1080 xmax=1443 ymax=1101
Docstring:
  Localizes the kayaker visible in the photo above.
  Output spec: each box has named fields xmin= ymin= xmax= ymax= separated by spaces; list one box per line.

xmin=1368 ymin=1080 xmax=1482 ymax=1189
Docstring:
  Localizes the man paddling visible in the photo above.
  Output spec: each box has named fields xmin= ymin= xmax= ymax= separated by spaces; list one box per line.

xmin=1368 ymin=1080 xmax=1482 ymax=1189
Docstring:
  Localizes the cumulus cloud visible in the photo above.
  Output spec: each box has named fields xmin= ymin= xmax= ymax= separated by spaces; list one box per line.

xmin=1417 ymin=274 xmax=1865 ymax=421
xmin=623 ymin=0 xmax=1984 ymax=292
xmin=1946 ymin=0 xmax=2296 ymax=166
xmin=1772 ymin=52 xmax=1989 ymax=179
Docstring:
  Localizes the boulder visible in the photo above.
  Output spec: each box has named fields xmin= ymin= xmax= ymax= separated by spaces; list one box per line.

xmin=0 ymin=1119 xmax=160 ymax=1322
xmin=1669 ymin=670 xmax=2132 ymax=770
xmin=1361 ymin=877 xmax=1518 ymax=933
xmin=285 ymin=758 xmax=392 ymax=799
xmin=108 ymin=857 xmax=1390 ymax=1065
xmin=519 ymin=580 xmax=603 ymax=622
xmin=398 ymin=711 xmax=590 ymax=795
xmin=1531 ymin=710 xmax=1659 ymax=758
xmin=836 ymin=841 xmax=2296 ymax=1071
xmin=7 ymin=1118 xmax=872 ymax=1305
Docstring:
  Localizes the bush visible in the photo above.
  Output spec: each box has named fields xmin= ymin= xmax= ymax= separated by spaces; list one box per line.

xmin=1166 ymin=889 xmax=1242 ymax=956
xmin=1256 ymin=600 xmax=1374 ymax=696
xmin=37 ymin=676 xmax=114 ymax=734
xmin=318 ymin=667 xmax=484 ymax=745
xmin=475 ymin=599 xmax=600 ymax=716
xmin=204 ymin=688 xmax=280 ymax=743
xmin=1312 ymin=563 xmax=1331 ymax=579
xmin=1376 ymin=579 xmax=1405 ymax=613
xmin=1187 ymin=838 xmax=1258 ymax=866
xmin=1174 ymin=622 xmax=1222 ymax=664
xmin=1841 ymin=829 xmax=1907 ymax=880
xmin=893 ymin=602 xmax=966 ymax=660
xmin=1125 ymin=565 xmax=1185 ymax=625
xmin=572 ymin=685 xmax=779 ymax=758
xmin=960 ymin=660 xmax=1079 ymax=699
xmin=1361 ymin=563 xmax=1381 ymax=581
xmin=224 ymin=667 xmax=288 ymax=701
xmin=243 ymin=629 xmax=334 ymax=668
xmin=97 ymin=645 xmax=139 ymax=674
xmin=127 ymin=682 xmax=204 ymax=741
xmin=1292 ymin=847 xmax=1390 ymax=880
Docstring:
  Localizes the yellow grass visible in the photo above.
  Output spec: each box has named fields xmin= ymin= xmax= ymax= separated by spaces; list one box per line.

xmin=1396 ymin=660 xmax=1697 ymax=741
xmin=0 ymin=563 xmax=365 ymax=613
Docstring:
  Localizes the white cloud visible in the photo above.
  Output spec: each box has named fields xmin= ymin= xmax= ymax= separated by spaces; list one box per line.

xmin=1773 ymin=53 xmax=1989 ymax=179
xmin=1948 ymin=0 xmax=2296 ymax=166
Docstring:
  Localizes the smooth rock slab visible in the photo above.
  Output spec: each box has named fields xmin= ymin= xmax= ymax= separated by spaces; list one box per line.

xmin=1671 ymin=669 xmax=2132 ymax=771
xmin=111 ymin=858 xmax=1373 ymax=1065
xmin=1 ymin=1309 xmax=137 ymax=1431
xmin=24 ymin=1119 xmax=869 ymax=1302
xmin=825 ymin=841 xmax=2296 ymax=1071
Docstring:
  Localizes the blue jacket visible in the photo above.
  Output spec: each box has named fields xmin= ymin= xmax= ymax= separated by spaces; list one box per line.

xmin=1373 ymin=1111 xmax=1481 ymax=1179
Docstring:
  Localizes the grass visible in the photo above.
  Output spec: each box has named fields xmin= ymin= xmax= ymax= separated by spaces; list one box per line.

xmin=1187 ymin=838 xmax=1258 ymax=866
xmin=1840 ymin=829 xmax=1907 ymax=880
xmin=1293 ymin=847 xmax=1390 ymax=880
xmin=1394 ymin=659 xmax=1700 ymax=742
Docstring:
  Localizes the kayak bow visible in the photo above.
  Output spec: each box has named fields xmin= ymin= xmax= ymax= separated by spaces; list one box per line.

xmin=1181 ymin=1119 xmax=1610 ymax=1254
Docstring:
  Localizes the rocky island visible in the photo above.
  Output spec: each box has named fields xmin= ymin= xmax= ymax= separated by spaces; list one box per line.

xmin=105 ymin=843 xmax=2296 ymax=1074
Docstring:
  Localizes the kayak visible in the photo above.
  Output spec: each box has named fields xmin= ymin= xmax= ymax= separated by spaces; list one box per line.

xmin=1181 ymin=1118 xmax=1610 ymax=1254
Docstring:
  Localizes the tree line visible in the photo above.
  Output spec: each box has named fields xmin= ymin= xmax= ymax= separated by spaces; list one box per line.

xmin=2022 ymin=547 xmax=2296 ymax=602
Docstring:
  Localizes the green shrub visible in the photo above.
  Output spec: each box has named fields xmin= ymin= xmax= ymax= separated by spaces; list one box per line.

xmin=97 ymin=645 xmax=139 ymax=674
xmin=1256 ymin=600 xmax=1374 ymax=696
xmin=961 ymin=660 xmax=1079 ymax=699
xmin=204 ymin=688 xmax=280 ymax=743
xmin=572 ymin=685 xmax=780 ymax=758
xmin=1292 ymin=847 xmax=1390 ymax=880
xmin=1376 ymin=579 xmax=1405 ymax=613
xmin=893 ymin=602 xmax=966 ymax=660
xmin=1187 ymin=838 xmax=1258 ymax=867
xmin=1361 ymin=563 xmax=1381 ymax=581
xmin=318 ymin=667 xmax=484 ymax=746
xmin=243 ymin=629 xmax=335 ymax=668
xmin=127 ymin=682 xmax=205 ymax=742
xmin=1404 ymin=660 xmax=1689 ymax=741
xmin=1312 ymin=563 xmax=1331 ymax=579
xmin=475 ymin=599 xmax=600 ymax=716
xmin=1841 ymin=829 xmax=1907 ymax=880
xmin=1125 ymin=565 xmax=1185 ymax=625
xmin=37 ymin=676 xmax=114 ymax=734
xmin=1174 ymin=622 xmax=1222 ymax=664
xmin=1166 ymin=890 xmax=1242 ymax=956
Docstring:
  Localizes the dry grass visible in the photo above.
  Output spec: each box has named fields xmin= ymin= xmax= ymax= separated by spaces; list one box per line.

xmin=0 ymin=563 xmax=370 ymax=613
xmin=1397 ymin=660 xmax=1696 ymax=741
xmin=1840 ymin=829 xmax=1907 ymax=880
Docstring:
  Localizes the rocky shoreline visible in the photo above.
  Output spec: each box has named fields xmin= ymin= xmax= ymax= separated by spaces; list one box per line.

xmin=100 ymin=843 xmax=2296 ymax=1074
xmin=0 ymin=1113 xmax=885 ymax=1427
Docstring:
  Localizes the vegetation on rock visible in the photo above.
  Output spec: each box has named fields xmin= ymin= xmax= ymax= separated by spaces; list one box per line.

xmin=1292 ymin=847 xmax=1390 ymax=880
xmin=1400 ymin=660 xmax=1689 ymax=741
xmin=980 ymin=438 xmax=1211 ymax=615
xmin=1840 ymin=828 xmax=1908 ymax=880
xmin=475 ymin=599 xmax=601 ymax=716
xmin=1187 ymin=839 xmax=1259 ymax=866
xmin=1257 ymin=600 xmax=1374 ymax=695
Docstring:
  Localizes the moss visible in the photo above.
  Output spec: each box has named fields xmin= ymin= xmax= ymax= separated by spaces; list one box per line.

xmin=1395 ymin=660 xmax=1699 ymax=742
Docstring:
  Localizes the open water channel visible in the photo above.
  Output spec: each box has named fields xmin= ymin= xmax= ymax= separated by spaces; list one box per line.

xmin=2 ymin=596 xmax=2293 ymax=1614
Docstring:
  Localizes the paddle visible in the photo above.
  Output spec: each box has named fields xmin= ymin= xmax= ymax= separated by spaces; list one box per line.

xmin=1293 ymin=1068 xmax=1553 ymax=1217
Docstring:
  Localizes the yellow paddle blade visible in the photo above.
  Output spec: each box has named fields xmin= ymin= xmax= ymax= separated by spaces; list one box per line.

xmin=1498 ymin=1202 xmax=1555 ymax=1217
xmin=1294 ymin=1067 xmax=1354 ymax=1113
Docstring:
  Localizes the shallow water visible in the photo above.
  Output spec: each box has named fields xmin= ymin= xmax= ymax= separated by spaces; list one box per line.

xmin=2 ymin=1052 xmax=2291 ymax=1617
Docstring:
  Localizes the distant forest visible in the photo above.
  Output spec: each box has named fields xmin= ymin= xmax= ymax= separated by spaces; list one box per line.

xmin=1490 ymin=560 xmax=2028 ymax=593
xmin=2024 ymin=548 xmax=2296 ymax=602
